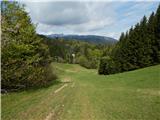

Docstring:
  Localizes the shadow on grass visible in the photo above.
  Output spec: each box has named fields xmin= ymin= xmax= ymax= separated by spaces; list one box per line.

xmin=26 ymin=79 xmax=62 ymax=92
xmin=2 ymin=79 xmax=63 ymax=94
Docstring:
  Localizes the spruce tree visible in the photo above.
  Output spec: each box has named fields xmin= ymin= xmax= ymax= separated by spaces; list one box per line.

xmin=154 ymin=4 xmax=160 ymax=63
xmin=148 ymin=12 xmax=156 ymax=64
xmin=99 ymin=4 xmax=160 ymax=75
xmin=137 ymin=16 xmax=152 ymax=67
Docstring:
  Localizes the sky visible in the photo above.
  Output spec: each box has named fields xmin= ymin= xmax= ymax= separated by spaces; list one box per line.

xmin=20 ymin=0 xmax=159 ymax=39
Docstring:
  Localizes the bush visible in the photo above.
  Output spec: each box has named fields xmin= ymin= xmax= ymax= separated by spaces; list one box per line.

xmin=98 ymin=56 xmax=116 ymax=75
xmin=98 ymin=57 xmax=107 ymax=74
xmin=77 ymin=56 xmax=90 ymax=68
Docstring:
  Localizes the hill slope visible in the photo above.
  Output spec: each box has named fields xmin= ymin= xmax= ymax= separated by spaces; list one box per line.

xmin=46 ymin=34 xmax=117 ymax=44
xmin=2 ymin=64 xmax=160 ymax=120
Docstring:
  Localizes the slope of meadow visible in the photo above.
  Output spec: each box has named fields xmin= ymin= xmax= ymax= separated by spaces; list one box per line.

xmin=2 ymin=63 xmax=160 ymax=120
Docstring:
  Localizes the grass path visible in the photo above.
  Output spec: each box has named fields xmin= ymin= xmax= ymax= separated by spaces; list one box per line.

xmin=54 ymin=84 xmax=68 ymax=94
xmin=2 ymin=63 xmax=160 ymax=120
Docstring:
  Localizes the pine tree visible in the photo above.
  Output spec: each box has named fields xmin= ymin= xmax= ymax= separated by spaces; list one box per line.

xmin=99 ymin=4 xmax=160 ymax=75
xmin=154 ymin=4 xmax=160 ymax=63
xmin=147 ymin=12 xmax=156 ymax=64
xmin=137 ymin=16 xmax=152 ymax=67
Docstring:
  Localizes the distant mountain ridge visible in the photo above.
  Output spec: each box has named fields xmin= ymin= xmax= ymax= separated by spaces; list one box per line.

xmin=46 ymin=34 xmax=117 ymax=44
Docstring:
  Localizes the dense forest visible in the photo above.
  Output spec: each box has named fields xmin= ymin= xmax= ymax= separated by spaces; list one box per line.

xmin=40 ymin=35 xmax=115 ymax=69
xmin=99 ymin=4 xmax=160 ymax=75
xmin=1 ymin=1 xmax=57 ymax=90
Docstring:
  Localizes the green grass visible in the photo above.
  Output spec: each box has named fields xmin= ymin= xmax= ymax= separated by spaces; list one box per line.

xmin=2 ymin=63 xmax=160 ymax=120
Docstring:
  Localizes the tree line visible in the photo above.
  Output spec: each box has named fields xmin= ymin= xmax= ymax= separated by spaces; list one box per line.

xmin=99 ymin=4 xmax=160 ymax=75
xmin=41 ymin=35 xmax=115 ymax=69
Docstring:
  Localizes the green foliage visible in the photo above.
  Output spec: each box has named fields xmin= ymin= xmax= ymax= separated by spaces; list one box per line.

xmin=154 ymin=4 xmax=160 ymax=63
xmin=1 ymin=1 xmax=57 ymax=90
xmin=98 ymin=56 xmax=117 ymax=75
xmin=76 ymin=55 xmax=90 ymax=68
xmin=99 ymin=4 xmax=160 ymax=75
xmin=98 ymin=57 xmax=108 ymax=74
xmin=42 ymin=36 xmax=112 ymax=69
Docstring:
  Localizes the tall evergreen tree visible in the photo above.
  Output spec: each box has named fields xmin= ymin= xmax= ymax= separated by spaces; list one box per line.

xmin=99 ymin=4 xmax=160 ymax=75
xmin=148 ymin=12 xmax=156 ymax=64
xmin=154 ymin=4 xmax=160 ymax=63
xmin=137 ymin=16 xmax=152 ymax=67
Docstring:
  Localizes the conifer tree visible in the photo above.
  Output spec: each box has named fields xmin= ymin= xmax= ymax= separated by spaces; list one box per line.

xmin=148 ymin=12 xmax=156 ymax=64
xmin=99 ymin=4 xmax=160 ymax=75
xmin=154 ymin=4 xmax=160 ymax=63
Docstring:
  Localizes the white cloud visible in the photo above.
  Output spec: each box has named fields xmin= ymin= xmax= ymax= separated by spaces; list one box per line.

xmin=23 ymin=2 xmax=115 ymax=34
xmin=20 ymin=1 xmax=158 ymax=39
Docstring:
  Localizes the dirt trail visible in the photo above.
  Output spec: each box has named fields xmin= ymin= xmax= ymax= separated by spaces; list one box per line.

xmin=54 ymin=84 xmax=68 ymax=94
xmin=44 ymin=110 xmax=55 ymax=120
xmin=45 ymin=83 xmax=68 ymax=120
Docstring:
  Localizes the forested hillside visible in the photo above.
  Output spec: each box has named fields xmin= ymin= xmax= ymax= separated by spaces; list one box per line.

xmin=1 ymin=1 xmax=57 ymax=90
xmin=99 ymin=4 xmax=160 ymax=75
xmin=46 ymin=34 xmax=117 ymax=44
xmin=40 ymin=35 xmax=115 ymax=69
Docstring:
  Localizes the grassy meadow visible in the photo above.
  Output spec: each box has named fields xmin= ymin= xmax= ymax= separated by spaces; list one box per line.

xmin=2 ymin=63 xmax=160 ymax=120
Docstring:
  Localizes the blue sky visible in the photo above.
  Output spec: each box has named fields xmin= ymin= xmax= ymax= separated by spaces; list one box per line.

xmin=21 ymin=0 xmax=159 ymax=39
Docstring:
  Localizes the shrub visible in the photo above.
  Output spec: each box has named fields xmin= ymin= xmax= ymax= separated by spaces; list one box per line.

xmin=98 ymin=56 xmax=116 ymax=75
